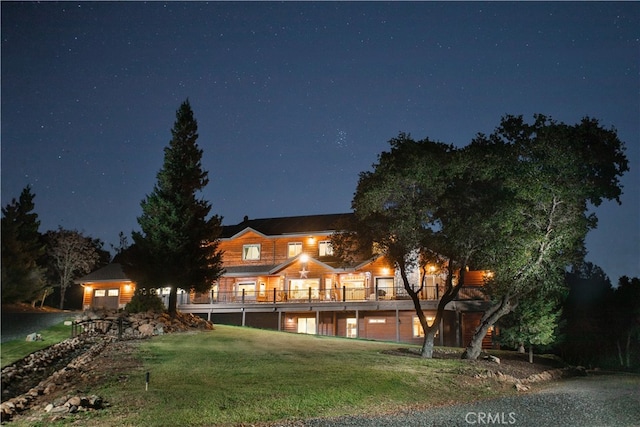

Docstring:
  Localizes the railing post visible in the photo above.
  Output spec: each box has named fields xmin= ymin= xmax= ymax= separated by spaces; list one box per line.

xmin=375 ymin=284 xmax=379 ymax=301
xmin=242 ymin=289 xmax=245 ymax=304
xmin=342 ymin=285 xmax=346 ymax=302
xmin=308 ymin=287 xmax=312 ymax=303
xmin=273 ymin=288 xmax=277 ymax=303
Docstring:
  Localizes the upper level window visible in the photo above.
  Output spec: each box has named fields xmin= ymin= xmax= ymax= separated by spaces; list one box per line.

xmin=243 ymin=244 xmax=261 ymax=260
xmin=319 ymin=241 xmax=333 ymax=256
xmin=288 ymin=242 xmax=302 ymax=257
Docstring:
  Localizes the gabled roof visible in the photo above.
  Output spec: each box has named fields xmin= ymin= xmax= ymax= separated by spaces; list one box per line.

xmin=221 ymin=213 xmax=353 ymax=239
xmin=75 ymin=263 xmax=133 ymax=284
xmin=269 ymin=254 xmax=348 ymax=275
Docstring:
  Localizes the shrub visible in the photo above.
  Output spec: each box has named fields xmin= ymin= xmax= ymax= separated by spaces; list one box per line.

xmin=125 ymin=287 xmax=165 ymax=313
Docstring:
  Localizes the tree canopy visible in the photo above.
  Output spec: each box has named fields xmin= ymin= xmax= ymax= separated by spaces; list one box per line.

xmin=127 ymin=99 xmax=224 ymax=315
xmin=1 ymin=186 xmax=46 ymax=304
xmin=462 ymin=115 xmax=628 ymax=359
xmin=43 ymin=227 xmax=102 ymax=309
xmin=334 ymin=114 xmax=628 ymax=359
xmin=332 ymin=134 xmax=499 ymax=357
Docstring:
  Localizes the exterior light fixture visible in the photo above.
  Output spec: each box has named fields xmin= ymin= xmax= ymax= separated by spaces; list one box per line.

xmin=300 ymin=253 xmax=309 ymax=263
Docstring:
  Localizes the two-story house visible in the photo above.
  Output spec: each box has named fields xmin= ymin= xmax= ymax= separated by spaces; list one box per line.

xmin=179 ymin=213 xmax=495 ymax=348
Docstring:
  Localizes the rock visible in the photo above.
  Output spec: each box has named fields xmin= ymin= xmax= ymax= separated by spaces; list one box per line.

xmin=25 ymin=333 xmax=42 ymax=342
xmin=484 ymin=354 xmax=500 ymax=364
xmin=138 ymin=323 xmax=155 ymax=336
xmin=515 ymin=383 xmax=529 ymax=392
xmin=66 ymin=396 xmax=82 ymax=407
xmin=44 ymin=403 xmax=54 ymax=413
xmin=87 ymin=394 xmax=103 ymax=408
xmin=50 ymin=405 xmax=69 ymax=414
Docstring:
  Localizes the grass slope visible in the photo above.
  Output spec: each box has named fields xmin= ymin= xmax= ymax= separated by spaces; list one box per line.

xmin=1 ymin=319 xmax=76 ymax=368
xmin=69 ymin=325 xmax=513 ymax=426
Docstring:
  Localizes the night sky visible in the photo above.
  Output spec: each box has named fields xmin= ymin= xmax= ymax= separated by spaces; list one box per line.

xmin=2 ymin=2 xmax=638 ymax=282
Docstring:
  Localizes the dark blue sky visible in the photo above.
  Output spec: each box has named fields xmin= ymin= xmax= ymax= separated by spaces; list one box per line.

xmin=2 ymin=2 xmax=638 ymax=282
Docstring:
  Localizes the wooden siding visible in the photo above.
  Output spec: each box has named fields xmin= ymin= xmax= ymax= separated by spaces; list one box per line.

xmin=82 ymin=281 xmax=135 ymax=309
xmin=461 ymin=312 xmax=494 ymax=349
xmin=218 ymin=231 xmax=335 ymax=268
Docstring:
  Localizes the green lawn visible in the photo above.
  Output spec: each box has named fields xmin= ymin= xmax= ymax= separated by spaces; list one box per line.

xmin=1 ymin=319 xmax=76 ymax=368
xmin=13 ymin=325 xmax=514 ymax=427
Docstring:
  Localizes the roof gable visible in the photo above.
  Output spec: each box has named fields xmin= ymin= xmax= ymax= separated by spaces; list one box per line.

xmin=221 ymin=213 xmax=352 ymax=238
xmin=75 ymin=263 xmax=133 ymax=283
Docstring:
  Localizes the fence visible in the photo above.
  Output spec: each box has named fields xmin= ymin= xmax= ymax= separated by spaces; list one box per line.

xmin=183 ymin=285 xmax=486 ymax=305
xmin=71 ymin=317 xmax=130 ymax=339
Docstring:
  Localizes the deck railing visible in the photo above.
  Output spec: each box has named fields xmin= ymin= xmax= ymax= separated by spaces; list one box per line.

xmin=180 ymin=285 xmax=486 ymax=305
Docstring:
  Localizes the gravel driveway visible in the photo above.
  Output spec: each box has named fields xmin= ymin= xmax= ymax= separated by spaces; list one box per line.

xmin=298 ymin=374 xmax=640 ymax=427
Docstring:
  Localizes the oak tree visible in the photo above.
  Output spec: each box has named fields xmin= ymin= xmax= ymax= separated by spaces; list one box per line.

xmin=462 ymin=115 xmax=628 ymax=359
xmin=332 ymin=134 xmax=500 ymax=357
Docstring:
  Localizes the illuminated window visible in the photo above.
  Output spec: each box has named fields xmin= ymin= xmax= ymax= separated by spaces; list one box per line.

xmin=289 ymin=279 xmax=320 ymax=299
xmin=288 ymin=242 xmax=302 ymax=257
xmin=375 ymin=277 xmax=394 ymax=298
xmin=319 ymin=241 xmax=333 ymax=256
xmin=346 ymin=318 xmax=357 ymax=338
xmin=237 ymin=282 xmax=256 ymax=299
xmin=413 ymin=316 xmax=436 ymax=338
xmin=297 ymin=317 xmax=316 ymax=334
xmin=94 ymin=290 xmax=106 ymax=297
xmin=242 ymin=244 xmax=261 ymax=260
xmin=108 ymin=289 xmax=119 ymax=297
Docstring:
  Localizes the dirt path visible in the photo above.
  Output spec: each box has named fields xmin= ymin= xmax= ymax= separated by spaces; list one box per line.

xmin=299 ymin=373 xmax=640 ymax=427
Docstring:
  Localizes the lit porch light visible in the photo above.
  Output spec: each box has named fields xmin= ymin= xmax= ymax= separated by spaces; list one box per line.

xmin=84 ymin=286 xmax=92 ymax=293
xmin=300 ymin=253 xmax=309 ymax=263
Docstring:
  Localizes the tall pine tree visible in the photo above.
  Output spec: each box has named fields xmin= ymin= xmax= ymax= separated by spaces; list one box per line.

xmin=129 ymin=99 xmax=223 ymax=315
xmin=1 ymin=186 xmax=46 ymax=304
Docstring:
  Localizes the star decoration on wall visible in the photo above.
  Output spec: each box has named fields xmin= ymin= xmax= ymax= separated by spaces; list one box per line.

xmin=299 ymin=268 xmax=309 ymax=278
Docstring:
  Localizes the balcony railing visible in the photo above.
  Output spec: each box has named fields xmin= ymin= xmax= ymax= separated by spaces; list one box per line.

xmin=179 ymin=285 xmax=486 ymax=305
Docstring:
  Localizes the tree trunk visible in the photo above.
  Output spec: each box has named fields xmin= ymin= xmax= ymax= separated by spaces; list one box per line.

xmin=168 ymin=287 xmax=178 ymax=317
xmin=462 ymin=294 xmax=516 ymax=360
xmin=59 ymin=285 xmax=66 ymax=310
xmin=529 ymin=344 xmax=534 ymax=364
xmin=518 ymin=343 xmax=525 ymax=354
xmin=40 ymin=289 xmax=48 ymax=308
xmin=617 ymin=340 xmax=624 ymax=367
xmin=421 ymin=330 xmax=436 ymax=358
xmin=168 ymin=288 xmax=178 ymax=317
xmin=625 ymin=332 xmax=631 ymax=369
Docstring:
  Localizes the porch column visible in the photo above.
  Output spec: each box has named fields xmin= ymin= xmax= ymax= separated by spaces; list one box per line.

xmin=395 ymin=307 xmax=400 ymax=343
xmin=242 ymin=308 xmax=246 ymax=327
xmin=316 ymin=310 xmax=320 ymax=336
xmin=278 ymin=311 xmax=282 ymax=331
xmin=439 ymin=317 xmax=444 ymax=346
xmin=455 ymin=310 xmax=461 ymax=347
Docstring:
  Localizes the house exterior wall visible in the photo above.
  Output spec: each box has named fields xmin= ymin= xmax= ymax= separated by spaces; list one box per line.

xmin=179 ymin=214 xmax=494 ymax=349
xmin=82 ymin=281 xmax=135 ymax=310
